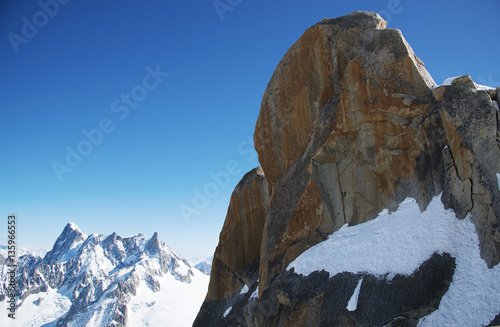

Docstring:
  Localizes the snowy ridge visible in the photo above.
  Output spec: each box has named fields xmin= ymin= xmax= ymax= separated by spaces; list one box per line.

xmin=0 ymin=223 xmax=209 ymax=327
xmin=288 ymin=195 xmax=500 ymax=326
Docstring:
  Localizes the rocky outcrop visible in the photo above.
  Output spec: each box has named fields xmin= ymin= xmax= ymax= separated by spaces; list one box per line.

xmin=206 ymin=167 xmax=269 ymax=300
xmin=195 ymin=10 xmax=500 ymax=327
xmin=435 ymin=75 xmax=500 ymax=266
xmin=255 ymin=11 xmax=446 ymax=293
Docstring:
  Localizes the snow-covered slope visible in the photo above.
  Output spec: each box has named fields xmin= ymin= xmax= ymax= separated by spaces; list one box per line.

xmin=0 ymin=223 xmax=209 ymax=327
xmin=288 ymin=195 xmax=500 ymax=326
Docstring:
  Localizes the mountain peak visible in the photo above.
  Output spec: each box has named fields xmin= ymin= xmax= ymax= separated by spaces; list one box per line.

xmin=145 ymin=231 xmax=160 ymax=254
xmin=65 ymin=222 xmax=82 ymax=233
xmin=43 ymin=222 xmax=87 ymax=263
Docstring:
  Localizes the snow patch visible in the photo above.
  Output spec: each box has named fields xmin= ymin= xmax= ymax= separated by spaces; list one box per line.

xmin=346 ymin=278 xmax=363 ymax=312
xmin=223 ymin=306 xmax=232 ymax=318
xmin=497 ymin=173 xmax=500 ymax=191
xmin=442 ymin=76 xmax=460 ymax=86
xmin=441 ymin=76 xmax=496 ymax=91
xmin=58 ymin=241 xmax=84 ymax=262
xmin=249 ymin=287 xmax=259 ymax=300
xmin=240 ymin=284 xmax=249 ymax=294
xmin=287 ymin=195 xmax=500 ymax=326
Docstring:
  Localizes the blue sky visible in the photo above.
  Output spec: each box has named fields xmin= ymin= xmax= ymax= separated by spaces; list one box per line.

xmin=1 ymin=0 xmax=499 ymax=258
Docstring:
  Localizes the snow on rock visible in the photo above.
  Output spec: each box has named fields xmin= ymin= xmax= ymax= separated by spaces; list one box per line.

xmin=441 ymin=76 xmax=496 ymax=91
xmin=288 ymin=195 xmax=500 ymax=326
xmin=442 ymin=76 xmax=460 ymax=86
xmin=346 ymin=278 xmax=363 ymax=312
xmin=497 ymin=173 xmax=500 ymax=191
xmin=223 ymin=306 xmax=232 ymax=318
xmin=249 ymin=286 xmax=259 ymax=300
xmin=240 ymin=284 xmax=249 ymax=294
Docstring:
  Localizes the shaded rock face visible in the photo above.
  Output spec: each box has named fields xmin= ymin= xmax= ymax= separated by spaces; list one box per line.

xmin=197 ymin=253 xmax=455 ymax=327
xmin=195 ymin=10 xmax=500 ymax=327
xmin=255 ymin=253 xmax=455 ymax=327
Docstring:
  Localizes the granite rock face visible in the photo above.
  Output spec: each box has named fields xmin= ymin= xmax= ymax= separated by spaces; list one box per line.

xmin=195 ymin=11 xmax=500 ymax=327
xmin=206 ymin=167 xmax=269 ymax=301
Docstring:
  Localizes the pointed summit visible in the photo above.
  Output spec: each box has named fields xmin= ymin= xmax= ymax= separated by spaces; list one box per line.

xmin=66 ymin=222 xmax=83 ymax=233
xmin=145 ymin=232 xmax=160 ymax=254
xmin=43 ymin=222 xmax=87 ymax=263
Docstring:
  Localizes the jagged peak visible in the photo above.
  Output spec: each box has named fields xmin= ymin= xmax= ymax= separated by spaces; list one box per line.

xmin=66 ymin=221 xmax=81 ymax=231
xmin=145 ymin=231 xmax=160 ymax=254
xmin=43 ymin=222 xmax=88 ymax=263
xmin=102 ymin=231 xmax=121 ymax=245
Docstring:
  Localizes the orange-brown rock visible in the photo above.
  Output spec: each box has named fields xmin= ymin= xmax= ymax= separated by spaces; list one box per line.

xmin=195 ymin=11 xmax=500 ymax=327
xmin=256 ymin=11 xmax=441 ymax=294
xmin=206 ymin=167 xmax=269 ymax=300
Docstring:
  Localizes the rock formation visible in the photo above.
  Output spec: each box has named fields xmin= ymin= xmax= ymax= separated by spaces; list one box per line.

xmin=207 ymin=167 xmax=269 ymax=300
xmin=195 ymin=11 xmax=500 ymax=327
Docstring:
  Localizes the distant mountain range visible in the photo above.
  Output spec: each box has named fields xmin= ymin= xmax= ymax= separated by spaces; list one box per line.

xmin=189 ymin=255 xmax=213 ymax=275
xmin=0 ymin=223 xmax=209 ymax=327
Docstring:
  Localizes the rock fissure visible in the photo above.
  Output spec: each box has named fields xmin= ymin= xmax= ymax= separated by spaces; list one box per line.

xmin=336 ymin=162 xmax=347 ymax=225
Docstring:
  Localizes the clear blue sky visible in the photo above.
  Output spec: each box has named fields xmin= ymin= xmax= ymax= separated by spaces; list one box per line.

xmin=1 ymin=0 xmax=499 ymax=258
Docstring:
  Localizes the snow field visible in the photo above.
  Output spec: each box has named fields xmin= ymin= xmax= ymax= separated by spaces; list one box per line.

xmin=288 ymin=195 xmax=500 ymax=326
xmin=127 ymin=268 xmax=209 ymax=327
xmin=0 ymin=287 xmax=72 ymax=327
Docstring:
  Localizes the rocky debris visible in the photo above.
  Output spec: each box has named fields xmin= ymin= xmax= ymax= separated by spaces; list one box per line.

xmin=195 ymin=10 xmax=500 ymax=327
